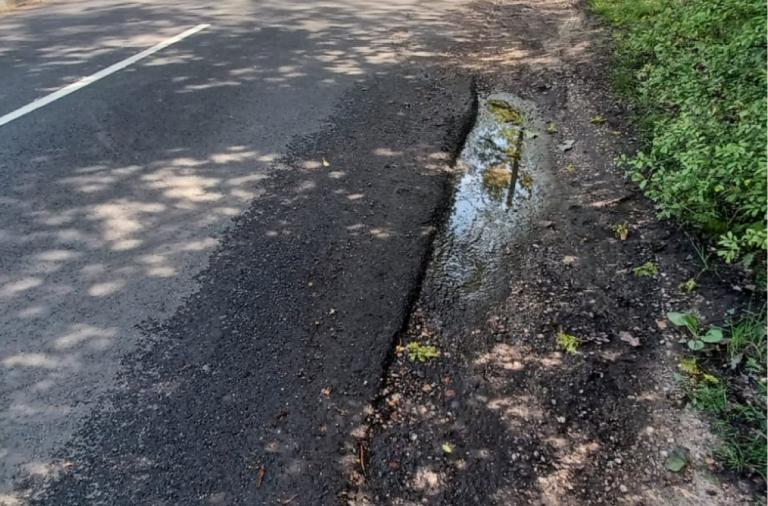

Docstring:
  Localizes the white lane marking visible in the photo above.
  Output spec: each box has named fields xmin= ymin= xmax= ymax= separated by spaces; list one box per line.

xmin=0 ymin=23 xmax=210 ymax=128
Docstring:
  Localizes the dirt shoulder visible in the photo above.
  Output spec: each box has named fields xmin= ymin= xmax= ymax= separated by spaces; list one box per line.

xmin=346 ymin=1 xmax=764 ymax=504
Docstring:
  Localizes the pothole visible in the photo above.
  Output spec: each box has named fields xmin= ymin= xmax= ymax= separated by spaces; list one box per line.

xmin=429 ymin=92 xmax=553 ymax=303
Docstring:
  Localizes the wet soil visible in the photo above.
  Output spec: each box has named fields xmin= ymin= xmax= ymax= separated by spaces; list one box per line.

xmin=346 ymin=1 xmax=765 ymax=505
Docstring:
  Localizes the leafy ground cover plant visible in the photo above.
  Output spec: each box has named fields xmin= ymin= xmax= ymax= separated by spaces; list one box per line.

xmin=405 ymin=341 xmax=440 ymax=362
xmin=590 ymin=0 xmax=767 ymax=263
xmin=667 ymin=311 xmax=724 ymax=351
xmin=674 ymin=312 xmax=767 ymax=479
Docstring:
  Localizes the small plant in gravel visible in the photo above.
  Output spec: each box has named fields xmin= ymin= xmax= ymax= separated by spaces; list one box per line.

xmin=633 ymin=261 xmax=658 ymax=277
xmin=546 ymin=122 xmax=558 ymax=134
xmin=557 ymin=330 xmax=581 ymax=355
xmin=614 ymin=223 xmax=630 ymax=240
xmin=667 ymin=311 xmax=723 ymax=351
xmin=676 ymin=312 xmax=767 ymax=479
xmin=679 ymin=278 xmax=698 ymax=293
xmin=590 ymin=114 xmax=607 ymax=125
xmin=405 ymin=342 xmax=440 ymax=362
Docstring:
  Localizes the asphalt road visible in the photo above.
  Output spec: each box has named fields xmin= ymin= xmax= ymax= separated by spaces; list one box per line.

xmin=0 ymin=0 xmax=473 ymax=503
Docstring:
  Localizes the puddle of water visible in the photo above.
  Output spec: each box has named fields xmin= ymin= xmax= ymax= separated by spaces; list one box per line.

xmin=430 ymin=93 xmax=552 ymax=303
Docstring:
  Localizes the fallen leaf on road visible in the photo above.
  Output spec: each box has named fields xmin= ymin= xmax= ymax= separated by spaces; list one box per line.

xmin=557 ymin=139 xmax=575 ymax=151
xmin=442 ymin=442 xmax=454 ymax=454
xmin=562 ymin=255 xmax=578 ymax=265
xmin=256 ymin=465 xmax=266 ymax=488
xmin=321 ymin=387 xmax=332 ymax=397
xmin=656 ymin=319 xmax=668 ymax=330
xmin=359 ymin=444 xmax=366 ymax=476
xmin=665 ymin=448 xmax=688 ymax=473
xmin=619 ymin=331 xmax=640 ymax=347
xmin=322 ymin=157 xmax=330 ymax=167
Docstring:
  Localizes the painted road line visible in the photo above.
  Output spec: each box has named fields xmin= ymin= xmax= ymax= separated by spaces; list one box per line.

xmin=0 ymin=23 xmax=210 ymax=128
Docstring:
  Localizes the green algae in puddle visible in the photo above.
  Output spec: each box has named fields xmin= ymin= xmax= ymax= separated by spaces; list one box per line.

xmin=487 ymin=99 xmax=525 ymax=125
xmin=519 ymin=171 xmax=535 ymax=192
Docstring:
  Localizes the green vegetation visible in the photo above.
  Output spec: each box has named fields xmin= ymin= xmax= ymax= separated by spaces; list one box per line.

xmin=590 ymin=0 xmax=767 ymax=263
xmin=613 ymin=222 xmax=629 ymax=240
xmin=667 ymin=311 xmax=724 ymax=351
xmin=405 ymin=341 xmax=440 ymax=362
xmin=487 ymin=99 xmax=524 ymax=125
xmin=556 ymin=331 xmax=581 ymax=355
xmin=675 ymin=312 xmax=767 ymax=479
xmin=633 ymin=261 xmax=658 ymax=277
xmin=679 ymin=278 xmax=698 ymax=293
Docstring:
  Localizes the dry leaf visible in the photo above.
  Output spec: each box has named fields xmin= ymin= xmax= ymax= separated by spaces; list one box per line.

xmin=322 ymin=157 xmax=330 ymax=167
xmin=256 ymin=465 xmax=266 ymax=488
xmin=562 ymin=255 xmax=578 ymax=265
xmin=619 ymin=331 xmax=640 ymax=347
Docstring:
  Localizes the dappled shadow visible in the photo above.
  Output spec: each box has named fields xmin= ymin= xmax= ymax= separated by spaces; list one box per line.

xmin=345 ymin=1 xmax=678 ymax=505
xmin=0 ymin=0 xmax=482 ymax=502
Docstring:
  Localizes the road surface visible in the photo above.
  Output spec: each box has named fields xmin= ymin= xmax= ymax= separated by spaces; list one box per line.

xmin=0 ymin=0 xmax=473 ymax=503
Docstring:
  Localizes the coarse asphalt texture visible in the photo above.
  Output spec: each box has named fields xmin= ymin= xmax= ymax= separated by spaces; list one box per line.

xmin=0 ymin=0 xmax=474 ymax=503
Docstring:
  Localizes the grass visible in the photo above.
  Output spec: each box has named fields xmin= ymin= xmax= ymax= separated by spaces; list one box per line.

xmin=590 ymin=0 xmax=767 ymax=263
xmin=680 ymin=311 xmax=767 ymax=479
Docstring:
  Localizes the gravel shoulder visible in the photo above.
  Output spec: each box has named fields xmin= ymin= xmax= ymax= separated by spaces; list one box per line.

xmin=347 ymin=1 xmax=764 ymax=504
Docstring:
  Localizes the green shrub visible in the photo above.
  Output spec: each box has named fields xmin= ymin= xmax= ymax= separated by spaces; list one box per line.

xmin=591 ymin=0 xmax=767 ymax=262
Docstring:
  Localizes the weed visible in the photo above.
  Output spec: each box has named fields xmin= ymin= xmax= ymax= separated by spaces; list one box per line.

xmin=667 ymin=311 xmax=723 ymax=351
xmin=565 ymin=162 xmax=576 ymax=174
xmin=590 ymin=114 xmax=607 ymax=125
xmin=614 ymin=223 xmax=630 ymax=240
xmin=679 ymin=278 xmax=698 ymax=293
xmin=633 ymin=261 xmax=658 ymax=277
xmin=405 ymin=342 xmax=440 ymax=362
xmin=676 ymin=312 xmax=767 ymax=479
xmin=557 ymin=331 xmax=581 ymax=355
xmin=727 ymin=312 xmax=766 ymax=373
xmin=691 ymin=382 xmax=728 ymax=414
xmin=546 ymin=122 xmax=558 ymax=134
